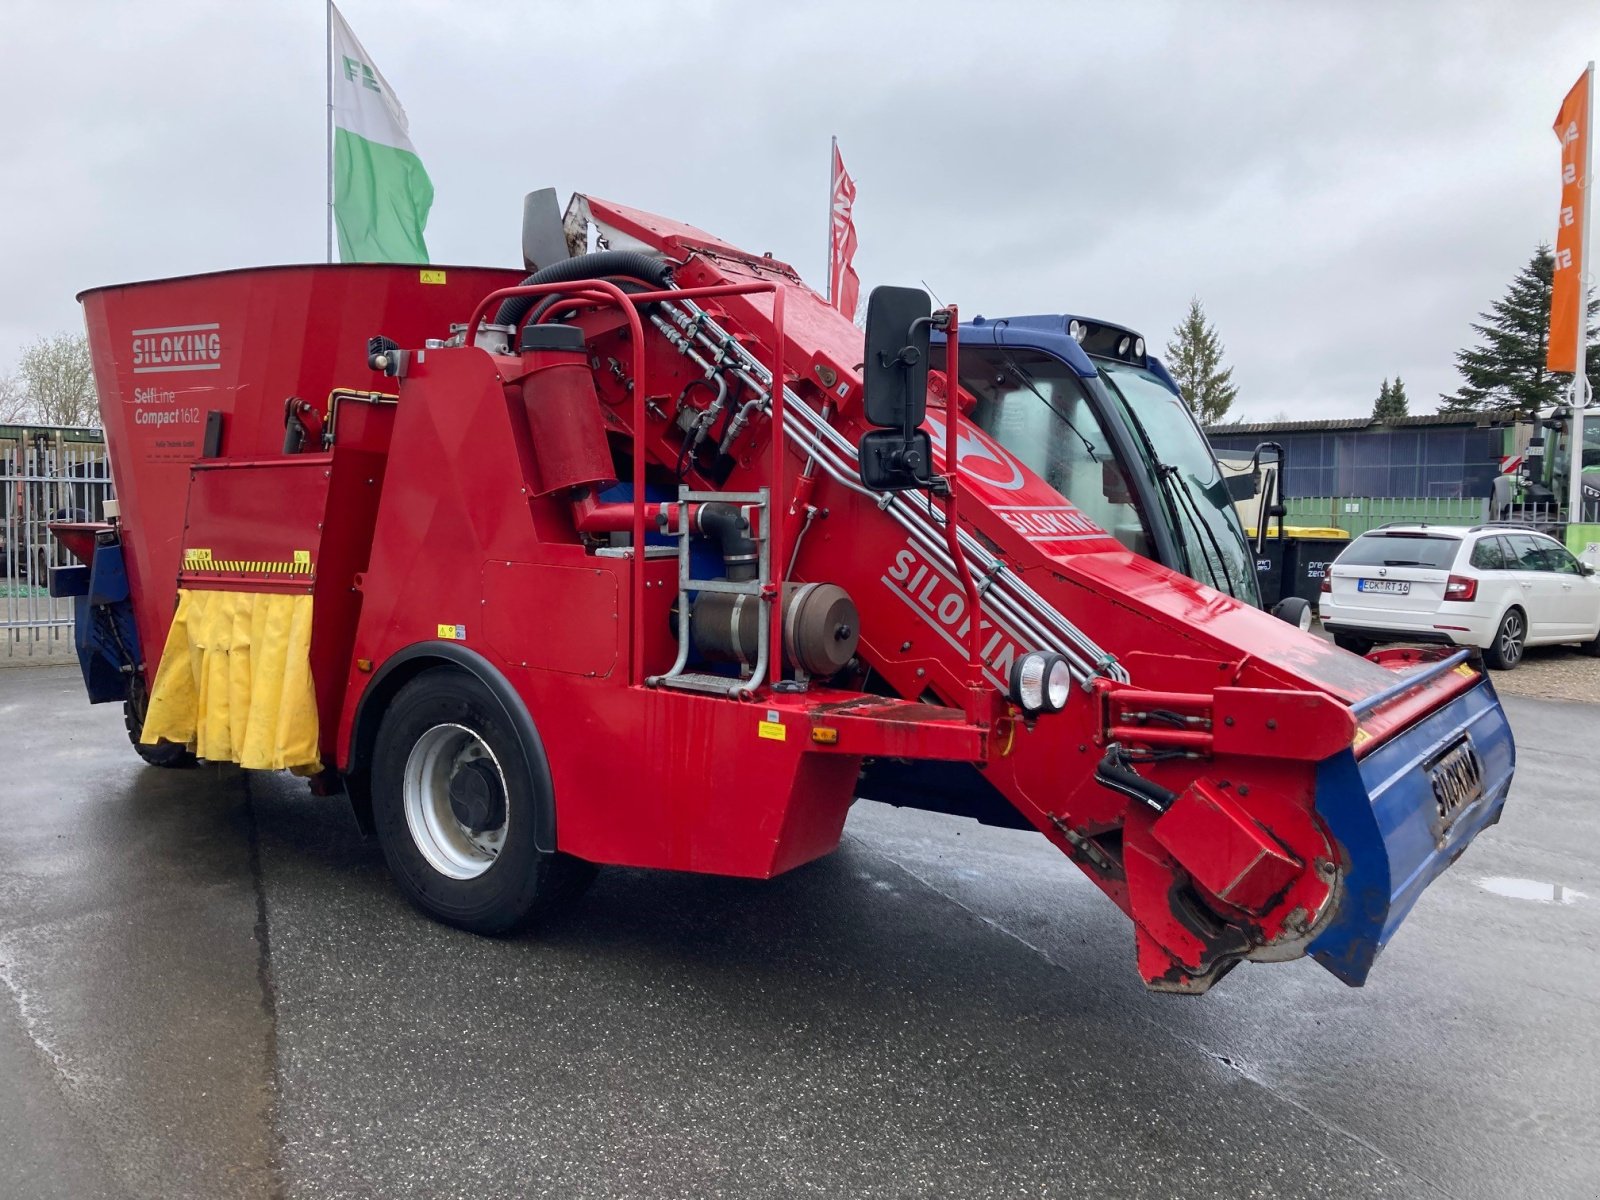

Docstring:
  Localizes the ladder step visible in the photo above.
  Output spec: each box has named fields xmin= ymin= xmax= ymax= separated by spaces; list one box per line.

xmin=649 ymin=671 xmax=756 ymax=697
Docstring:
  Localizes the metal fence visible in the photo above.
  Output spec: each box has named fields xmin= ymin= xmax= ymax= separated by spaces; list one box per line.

xmin=1284 ymin=495 xmax=1489 ymax=537
xmin=2 ymin=440 xmax=115 ymax=657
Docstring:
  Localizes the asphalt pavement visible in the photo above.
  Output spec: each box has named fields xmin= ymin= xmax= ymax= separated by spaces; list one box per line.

xmin=0 ymin=665 xmax=1595 ymax=1199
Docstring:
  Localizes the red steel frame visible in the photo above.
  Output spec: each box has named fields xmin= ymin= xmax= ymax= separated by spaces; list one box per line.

xmin=464 ymin=279 xmax=792 ymax=690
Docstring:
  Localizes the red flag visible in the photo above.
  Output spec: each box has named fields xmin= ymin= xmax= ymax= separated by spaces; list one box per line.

xmin=829 ymin=142 xmax=860 ymax=318
xmin=1548 ymin=67 xmax=1590 ymax=374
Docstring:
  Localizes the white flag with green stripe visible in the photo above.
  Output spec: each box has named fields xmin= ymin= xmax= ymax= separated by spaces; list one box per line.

xmin=330 ymin=3 xmax=433 ymax=263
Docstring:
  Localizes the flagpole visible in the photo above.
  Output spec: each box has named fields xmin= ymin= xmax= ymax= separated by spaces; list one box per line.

xmin=826 ymin=135 xmax=837 ymax=305
xmin=325 ymin=0 xmax=335 ymax=264
xmin=1570 ymin=61 xmax=1594 ymax=525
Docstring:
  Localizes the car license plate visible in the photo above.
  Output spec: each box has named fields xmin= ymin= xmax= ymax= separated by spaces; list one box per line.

xmin=1427 ymin=736 xmax=1484 ymax=830
xmin=1357 ymin=578 xmax=1410 ymax=595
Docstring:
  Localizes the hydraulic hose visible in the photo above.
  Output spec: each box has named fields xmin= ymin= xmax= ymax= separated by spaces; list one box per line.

xmin=494 ymin=251 xmax=673 ymax=329
xmin=697 ymin=502 xmax=758 ymax=581
xmin=1094 ymin=745 xmax=1178 ymax=814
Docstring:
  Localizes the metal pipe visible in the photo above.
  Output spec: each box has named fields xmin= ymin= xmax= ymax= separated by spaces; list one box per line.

xmin=938 ymin=307 xmax=986 ymax=712
xmin=656 ymin=297 xmax=1128 ymax=684
xmin=1349 ymin=649 xmax=1472 ymax=718
xmin=767 ymin=287 xmax=787 ymax=687
xmin=655 ymin=304 xmax=1096 ymax=681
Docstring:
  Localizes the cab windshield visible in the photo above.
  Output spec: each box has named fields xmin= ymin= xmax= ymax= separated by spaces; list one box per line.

xmin=1095 ymin=359 xmax=1259 ymax=605
xmin=948 ymin=344 xmax=1259 ymax=604
xmin=950 ymin=347 xmax=1152 ymax=558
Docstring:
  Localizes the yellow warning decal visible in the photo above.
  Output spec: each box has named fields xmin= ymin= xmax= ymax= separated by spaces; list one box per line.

xmin=182 ymin=549 xmax=313 ymax=575
xmin=1352 ymin=727 xmax=1372 ymax=747
xmin=437 ymin=623 xmax=467 ymax=640
xmin=758 ymin=720 xmax=786 ymax=742
xmin=1453 ymin=663 xmax=1476 ymax=678
xmin=419 ymin=269 xmax=447 ymax=285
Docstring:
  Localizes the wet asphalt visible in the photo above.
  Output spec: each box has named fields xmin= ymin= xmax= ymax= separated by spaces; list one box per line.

xmin=0 ymin=666 xmax=1595 ymax=1199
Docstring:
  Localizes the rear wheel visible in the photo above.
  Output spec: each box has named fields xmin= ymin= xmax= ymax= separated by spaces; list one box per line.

xmin=1485 ymin=607 xmax=1526 ymax=671
xmin=371 ymin=668 xmax=594 ymax=934
xmin=1332 ymin=633 xmax=1373 ymax=656
xmin=1580 ymin=626 xmax=1600 ymax=657
xmin=124 ymin=680 xmax=196 ymax=769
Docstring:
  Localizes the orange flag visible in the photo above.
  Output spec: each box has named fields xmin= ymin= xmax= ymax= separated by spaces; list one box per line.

xmin=1548 ymin=67 xmax=1591 ymax=374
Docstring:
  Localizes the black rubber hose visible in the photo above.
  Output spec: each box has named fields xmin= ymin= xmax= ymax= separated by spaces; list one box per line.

xmin=1094 ymin=746 xmax=1178 ymax=814
xmin=494 ymin=251 xmax=672 ymax=328
xmin=528 ymin=276 xmax=653 ymax=327
xmin=697 ymin=503 xmax=758 ymax=582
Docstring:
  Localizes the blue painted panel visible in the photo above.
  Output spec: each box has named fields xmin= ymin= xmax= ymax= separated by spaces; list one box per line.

xmin=1310 ymin=676 xmax=1515 ymax=985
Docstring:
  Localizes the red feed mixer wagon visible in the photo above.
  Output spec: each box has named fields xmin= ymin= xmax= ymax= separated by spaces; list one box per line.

xmin=52 ymin=192 xmax=1514 ymax=994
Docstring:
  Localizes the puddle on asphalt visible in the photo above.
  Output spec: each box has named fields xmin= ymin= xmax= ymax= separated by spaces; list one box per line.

xmin=1478 ymin=876 xmax=1590 ymax=905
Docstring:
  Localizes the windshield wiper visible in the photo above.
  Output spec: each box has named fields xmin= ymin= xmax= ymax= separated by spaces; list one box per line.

xmin=990 ymin=326 xmax=1101 ymax=462
xmin=1098 ymin=369 xmax=1241 ymax=598
xmin=1159 ymin=464 xmax=1240 ymax=597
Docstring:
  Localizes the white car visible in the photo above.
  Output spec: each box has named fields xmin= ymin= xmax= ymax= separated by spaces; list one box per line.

xmin=1319 ymin=524 xmax=1600 ymax=669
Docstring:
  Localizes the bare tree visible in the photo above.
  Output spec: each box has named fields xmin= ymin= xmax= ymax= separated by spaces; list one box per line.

xmin=18 ymin=332 xmax=97 ymax=427
xmin=0 ymin=373 xmax=31 ymax=423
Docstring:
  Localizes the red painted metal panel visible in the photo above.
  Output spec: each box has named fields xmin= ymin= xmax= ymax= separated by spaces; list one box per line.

xmin=79 ymin=263 xmax=521 ymax=685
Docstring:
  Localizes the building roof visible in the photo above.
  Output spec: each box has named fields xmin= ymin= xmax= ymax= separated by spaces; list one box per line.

xmin=1206 ymin=409 xmax=1519 ymax=436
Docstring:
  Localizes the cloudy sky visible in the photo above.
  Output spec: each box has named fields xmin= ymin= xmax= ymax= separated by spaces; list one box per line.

xmin=2 ymin=0 xmax=1595 ymax=420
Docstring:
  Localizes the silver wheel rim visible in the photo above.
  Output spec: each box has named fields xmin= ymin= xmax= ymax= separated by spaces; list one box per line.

xmin=1499 ymin=613 xmax=1523 ymax=665
xmin=402 ymin=723 xmax=508 ymax=880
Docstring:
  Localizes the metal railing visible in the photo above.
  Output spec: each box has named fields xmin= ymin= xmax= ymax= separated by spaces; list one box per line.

xmin=2 ymin=440 xmax=114 ymax=657
xmin=1284 ymin=495 xmax=1488 ymax=537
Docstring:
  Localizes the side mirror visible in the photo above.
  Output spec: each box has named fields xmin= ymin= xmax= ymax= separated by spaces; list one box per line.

xmin=857 ymin=285 xmax=936 ymax=492
xmin=861 ymin=285 xmax=932 ymax=428
xmin=1224 ymin=471 xmax=1258 ymax=502
xmin=858 ymin=429 xmax=934 ymax=492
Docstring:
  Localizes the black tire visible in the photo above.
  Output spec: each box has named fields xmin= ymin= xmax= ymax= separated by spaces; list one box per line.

xmin=1580 ymin=627 xmax=1600 ymax=657
xmin=1333 ymin=633 xmax=1373 ymax=656
xmin=1484 ymin=607 xmax=1526 ymax=671
xmin=371 ymin=668 xmax=594 ymax=934
xmin=124 ymin=696 xmax=197 ymax=768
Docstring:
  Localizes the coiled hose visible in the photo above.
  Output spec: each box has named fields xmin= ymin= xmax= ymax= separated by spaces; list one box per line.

xmin=494 ymin=250 xmax=673 ymax=329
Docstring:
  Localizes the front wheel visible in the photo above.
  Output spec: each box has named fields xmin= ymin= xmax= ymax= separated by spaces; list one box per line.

xmin=1484 ymin=607 xmax=1526 ymax=671
xmin=1332 ymin=633 xmax=1373 ymax=656
xmin=371 ymin=668 xmax=594 ymax=934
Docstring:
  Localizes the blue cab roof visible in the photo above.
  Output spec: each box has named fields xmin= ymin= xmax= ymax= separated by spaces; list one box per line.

xmin=934 ymin=313 xmax=1183 ymax=398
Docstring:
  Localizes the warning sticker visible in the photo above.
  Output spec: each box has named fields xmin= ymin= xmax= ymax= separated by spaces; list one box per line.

xmin=757 ymin=719 xmax=786 ymax=742
xmin=437 ymin=623 xmax=467 ymax=641
xmin=419 ymin=269 xmax=447 ymax=285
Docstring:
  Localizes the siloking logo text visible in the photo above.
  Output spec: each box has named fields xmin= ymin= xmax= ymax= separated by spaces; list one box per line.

xmin=131 ymin=323 xmax=222 ymax=374
xmin=882 ymin=540 xmax=1026 ymax=691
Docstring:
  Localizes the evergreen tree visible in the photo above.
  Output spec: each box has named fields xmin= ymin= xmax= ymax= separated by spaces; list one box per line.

xmin=1165 ymin=298 xmax=1238 ymax=425
xmin=1373 ymin=376 xmax=1409 ymax=422
xmin=1440 ymin=247 xmax=1599 ymax=419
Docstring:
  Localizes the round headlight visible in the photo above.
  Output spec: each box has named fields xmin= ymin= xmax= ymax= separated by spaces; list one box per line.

xmin=1045 ymin=657 xmax=1072 ymax=711
xmin=1133 ymin=337 xmax=1145 ymax=358
xmin=1117 ymin=336 xmax=1131 ymax=355
xmin=1009 ymin=650 xmax=1071 ymax=715
xmin=1010 ymin=651 xmax=1048 ymax=713
xmin=1068 ymin=319 xmax=1085 ymax=343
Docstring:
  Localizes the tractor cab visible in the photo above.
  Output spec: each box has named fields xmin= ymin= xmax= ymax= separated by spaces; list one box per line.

xmin=933 ymin=315 xmax=1286 ymax=615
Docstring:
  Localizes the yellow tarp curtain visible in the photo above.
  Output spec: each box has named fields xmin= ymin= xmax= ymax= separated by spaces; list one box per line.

xmin=141 ymin=589 xmax=322 ymax=774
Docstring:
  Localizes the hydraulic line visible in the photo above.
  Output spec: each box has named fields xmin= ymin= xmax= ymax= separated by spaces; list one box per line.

xmin=652 ymin=298 xmax=1129 ymax=686
xmin=654 ymin=306 xmax=1106 ymax=683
